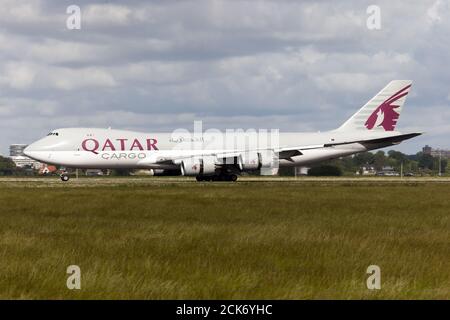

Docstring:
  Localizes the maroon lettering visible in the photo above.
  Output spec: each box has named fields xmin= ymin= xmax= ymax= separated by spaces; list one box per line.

xmin=130 ymin=139 xmax=144 ymax=151
xmin=102 ymin=138 xmax=116 ymax=151
xmin=146 ymin=138 xmax=158 ymax=150
xmin=82 ymin=139 xmax=99 ymax=154
xmin=84 ymin=137 xmax=158 ymax=152
xmin=116 ymin=138 xmax=128 ymax=151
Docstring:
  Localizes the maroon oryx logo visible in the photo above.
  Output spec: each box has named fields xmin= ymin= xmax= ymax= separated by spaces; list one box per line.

xmin=365 ymin=84 xmax=411 ymax=131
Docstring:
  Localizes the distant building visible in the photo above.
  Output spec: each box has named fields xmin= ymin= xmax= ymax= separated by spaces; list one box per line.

xmin=357 ymin=166 xmax=376 ymax=175
xmin=430 ymin=149 xmax=450 ymax=159
xmin=422 ymin=145 xmax=432 ymax=155
xmin=294 ymin=166 xmax=310 ymax=176
xmin=85 ymin=169 xmax=104 ymax=176
xmin=422 ymin=145 xmax=450 ymax=158
xmin=9 ymin=156 xmax=41 ymax=169
xmin=376 ymin=166 xmax=399 ymax=176
xmin=9 ymin=144 xmax=41 ymax=169
xmin=9 ymin=144 xmax=28 ymax=157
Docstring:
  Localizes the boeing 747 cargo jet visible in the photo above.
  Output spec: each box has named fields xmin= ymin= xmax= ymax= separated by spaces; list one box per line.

xmin=25 ymin=80 xmax=421 ymax=181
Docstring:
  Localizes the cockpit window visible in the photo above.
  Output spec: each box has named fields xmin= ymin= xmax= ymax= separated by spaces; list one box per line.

xmin=47 ymin=132 xmax=59 ymax=136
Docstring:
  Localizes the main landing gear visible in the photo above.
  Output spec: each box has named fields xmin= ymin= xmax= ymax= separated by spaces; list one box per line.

xmin=196 ymin=174 xmax=238 ymax=182
xmin=60 ymin=173 xmax=70 ymax=182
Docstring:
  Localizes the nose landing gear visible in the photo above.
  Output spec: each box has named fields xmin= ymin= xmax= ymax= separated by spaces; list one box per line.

xmin=60 ymin=173 xmax=70 ymax=182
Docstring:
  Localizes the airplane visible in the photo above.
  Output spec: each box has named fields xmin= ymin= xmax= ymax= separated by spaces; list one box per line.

xmin=24 ymin=80 xmax=421 ymax=182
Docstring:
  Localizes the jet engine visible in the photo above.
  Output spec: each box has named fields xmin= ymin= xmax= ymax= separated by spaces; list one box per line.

xmin=180 ymin=156 xmax=217 ymax=176
xmin=259 ymin=150 xmax=277 ymax=168
xmin=239 ymin=152 xmax=260 ymax=170
xmin=239 ymin=151 xmax=277 ymax=171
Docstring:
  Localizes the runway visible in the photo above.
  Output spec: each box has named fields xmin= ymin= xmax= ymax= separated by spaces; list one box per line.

xmin=1 ymin=175 xmax=450 ymax=188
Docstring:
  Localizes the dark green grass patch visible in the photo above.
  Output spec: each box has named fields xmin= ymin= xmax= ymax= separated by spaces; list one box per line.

xmin=0 ymin=179 xmax=448 ymax=299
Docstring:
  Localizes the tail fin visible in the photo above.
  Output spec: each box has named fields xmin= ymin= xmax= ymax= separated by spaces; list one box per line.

xmin=336 ymin=80 xmax=412 ymax=132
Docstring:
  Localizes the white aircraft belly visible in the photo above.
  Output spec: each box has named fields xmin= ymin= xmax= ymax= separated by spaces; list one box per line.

xmin=280 ymin=143 xmax=367 ymax=167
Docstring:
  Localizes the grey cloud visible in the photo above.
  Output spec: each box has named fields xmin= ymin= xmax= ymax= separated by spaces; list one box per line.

xmin=0 ymin=0 xmax=449 ymax=155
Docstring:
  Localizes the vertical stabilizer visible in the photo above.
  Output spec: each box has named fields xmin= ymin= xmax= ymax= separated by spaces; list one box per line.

xmin=336 ymin=80 xmax=412 ymax=132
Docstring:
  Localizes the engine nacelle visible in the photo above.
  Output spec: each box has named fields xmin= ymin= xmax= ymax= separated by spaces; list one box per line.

xmin=239 ymin=152 xmax=260 ymax=170
xmin=181 ymin=158 xmax=201 ymax=176
xmin=258 ymin=150 xmax=276 ymax=168
xmin=239 ymin=151 xmax=277 ymax=171
xmin=201 ymin=155 xmax=217 ymax=175
xmin=180 ymin=156 xmax=217 ymax=176
xmin=259 ymin=150 xmax=278 ymax=175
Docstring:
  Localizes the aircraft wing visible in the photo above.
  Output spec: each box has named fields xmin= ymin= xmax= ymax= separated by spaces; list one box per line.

xmin=324 ymin=132 xmax=422 ymax=147
xmin=138 ymin=132 xmax=422 ymax=166
xmin=138 ymin=144 xmax=326 ymax=166
xmin=278 ymin=132 xmax=422 ymax=153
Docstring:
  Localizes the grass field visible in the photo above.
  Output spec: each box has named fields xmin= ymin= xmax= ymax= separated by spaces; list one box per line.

xmin=0 ymin=177 xmax=449 ymax=299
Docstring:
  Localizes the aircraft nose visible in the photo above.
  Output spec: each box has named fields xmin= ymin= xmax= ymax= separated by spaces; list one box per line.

xmin=23 ymin=143 xmax=41 ymax=160
xmin=23 ymin=144 xmax=32 ymax=157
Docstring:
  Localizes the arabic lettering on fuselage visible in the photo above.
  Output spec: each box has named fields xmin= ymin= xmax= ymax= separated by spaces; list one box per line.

xmin=169 ymin=137 xmax=205 ymax=143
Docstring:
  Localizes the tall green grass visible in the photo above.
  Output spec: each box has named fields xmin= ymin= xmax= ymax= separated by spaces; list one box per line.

xmin=0 ymin=179 xmax=448 ymax=299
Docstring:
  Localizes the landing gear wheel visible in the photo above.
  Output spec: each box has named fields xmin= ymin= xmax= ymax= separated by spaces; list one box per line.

xmin=60 ymin=174 xmax=70 ymax=182
xmin=198 ymin=174 xmax=238 ymax=182
xmin=212 ymin=174 xmax=238 ymax=182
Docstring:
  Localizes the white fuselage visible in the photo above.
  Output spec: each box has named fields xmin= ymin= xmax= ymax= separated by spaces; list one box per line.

xmin=24 ymin=127 xmax=402 ymax=170
xmin=23 ymin=80 xmax=421 ymax=177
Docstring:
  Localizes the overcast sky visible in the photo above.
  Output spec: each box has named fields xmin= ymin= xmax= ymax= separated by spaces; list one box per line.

xmin=1 ymin=0 xmax=449 ymax=155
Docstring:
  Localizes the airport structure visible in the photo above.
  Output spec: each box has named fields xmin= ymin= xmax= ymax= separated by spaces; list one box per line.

xmin=9 ymin=144 xmax=41 ymax=169
xmin=9 ymin=144 xmax=28 ymax=157
xmin=422 ymin=145 xmax=450 ymax=159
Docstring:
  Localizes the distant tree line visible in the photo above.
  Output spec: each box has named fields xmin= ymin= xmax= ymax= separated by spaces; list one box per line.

xmin=0 ymin=156 xmax=33 ymax=176
xmin=279 ymin=150 xmax=448 ymax=176
xmin=1 ymin=151 xmax=448 ymax=177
